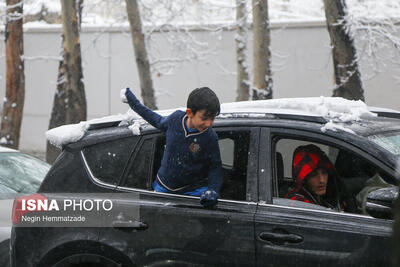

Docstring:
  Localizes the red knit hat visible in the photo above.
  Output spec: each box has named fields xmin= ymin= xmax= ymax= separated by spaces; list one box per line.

xmin=292 ymin=144 xmax=334 ymax=190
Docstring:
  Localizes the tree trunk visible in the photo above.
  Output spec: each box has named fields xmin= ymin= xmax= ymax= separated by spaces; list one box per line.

xmin=61 ymin=0 xmax=86 ymax=123
xmin=125 ymin=0 xmax=157 ymax=109
xmin=1 ymin=0 xmax=25 ymax=149
xmin=46 ymin=41 xmax=67 ymax=163
xmin=46 ymin=0 xmax=86 ymax=163
xmin=235 ymin=0 xmax=250 ymax=101
xmin=323 ymin=0 xmax=365 ymax=101
xmin=252 ymin=0 xmax=273 ymax=100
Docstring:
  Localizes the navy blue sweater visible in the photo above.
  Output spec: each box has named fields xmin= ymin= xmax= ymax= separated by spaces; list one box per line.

xmin=126 ymin=90 xmax=223 ymax=193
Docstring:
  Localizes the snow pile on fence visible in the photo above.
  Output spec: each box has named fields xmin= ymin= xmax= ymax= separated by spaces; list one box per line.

xmin=46 ymin=96 xmax=377 ymax=148
xmin=19 ymin=0 xmax=400 ymax=26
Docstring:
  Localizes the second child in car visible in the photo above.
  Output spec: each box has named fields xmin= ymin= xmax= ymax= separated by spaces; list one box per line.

xmin=286 ymin=144 xmax=344 ymax=211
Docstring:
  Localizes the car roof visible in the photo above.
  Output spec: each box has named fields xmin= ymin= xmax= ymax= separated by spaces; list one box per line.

xmin=48 ymin=97 xmax=400 ymax=149
xmin=334 ymin=116 xmax=400 ymax=136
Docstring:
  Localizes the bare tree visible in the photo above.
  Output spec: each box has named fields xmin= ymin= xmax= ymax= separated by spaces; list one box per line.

xmin=1 ymin=0 xmax=25 ymax=149
xmin=235 ymin=0 xmax=250 ymax=101
xmin=125 ymin=0 xmax=157 ymax=109
xmin=323 ymin=0 xmax=364 ymax=101
xmin=46 ymin=0 xmax=86 ymax=163
xmin=46 ymin=41 xmax=67 ymax=163
xmin=252 ymin=0 xmax=273 ymax=100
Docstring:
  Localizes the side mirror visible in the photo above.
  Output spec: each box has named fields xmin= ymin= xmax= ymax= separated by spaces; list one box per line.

xmin=366 ymin=186 xmax=398 ymax=219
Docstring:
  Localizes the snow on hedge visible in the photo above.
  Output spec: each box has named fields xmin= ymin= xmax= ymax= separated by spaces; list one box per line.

xmin=19 ymin=0 xmax=400 ymax=26
xmin=46 ymin=96 xmax=378 ymax=148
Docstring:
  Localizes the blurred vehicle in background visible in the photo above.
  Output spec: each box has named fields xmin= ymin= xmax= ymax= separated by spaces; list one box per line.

xmin=0 ymin=147 xmax=50 ymax=267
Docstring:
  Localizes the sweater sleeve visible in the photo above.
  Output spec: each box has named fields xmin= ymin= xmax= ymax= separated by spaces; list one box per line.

xmin=125 ymin=88 xmax=169 ymax=130
xmin=206 ymin=133 xmax=223 ymax=193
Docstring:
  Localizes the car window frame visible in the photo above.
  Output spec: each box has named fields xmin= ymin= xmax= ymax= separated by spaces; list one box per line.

xmin=259 ymin=127 xmax=398 ymax=205
xmin=118 ymin=133 xmax=159 ymax=190
xmin=115 ymin=126 xmax=261 ymax=204
xmin=81 ymin=136 xmax=140 ymax=189
xmin=215 ymin=126 xmax=260 ymax=202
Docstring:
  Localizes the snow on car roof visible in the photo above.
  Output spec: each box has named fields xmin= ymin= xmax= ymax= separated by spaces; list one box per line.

xmin=0 ymin=146 xmax=18 ymax=153
xmin=46 ymin=96 xmax=382 ymax=148
xmin=221 ymin=97 xmax=376 ymax=121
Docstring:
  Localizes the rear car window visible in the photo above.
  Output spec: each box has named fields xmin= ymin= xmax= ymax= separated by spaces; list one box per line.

xmin=83 ymin=137 xmax=138 ymax=185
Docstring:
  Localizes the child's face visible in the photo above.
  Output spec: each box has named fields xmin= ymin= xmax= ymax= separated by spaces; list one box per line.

xmin=186 ymin=109 xmax=215 ymax=132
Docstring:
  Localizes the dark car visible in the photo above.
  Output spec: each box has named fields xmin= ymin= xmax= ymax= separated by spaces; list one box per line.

xmin=10 ymin=98 xmax=400 ymax=266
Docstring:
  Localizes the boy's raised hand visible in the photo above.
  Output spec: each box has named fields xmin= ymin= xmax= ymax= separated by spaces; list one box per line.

xmin=122 ymin=87 xmax=138 ymax=104
xmin=121 ymin=88 xmax=129 ymax=103
xmin=200 ymin=190 xmax=218 ymax=208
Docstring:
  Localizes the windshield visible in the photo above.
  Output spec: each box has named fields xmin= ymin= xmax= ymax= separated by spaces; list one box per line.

xmin=0 ymin=152 xmax=50 ymax=194
xmin=369 ymin=132 xmax=400 ymax=156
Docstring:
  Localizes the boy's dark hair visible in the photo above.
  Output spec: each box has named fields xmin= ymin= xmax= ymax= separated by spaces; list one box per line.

xmin=187 ymin=87 xmax=220 ymax=118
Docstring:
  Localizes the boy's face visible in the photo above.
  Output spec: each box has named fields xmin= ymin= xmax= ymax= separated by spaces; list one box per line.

xmin=186 ymin=109 xmax=215 ymax=132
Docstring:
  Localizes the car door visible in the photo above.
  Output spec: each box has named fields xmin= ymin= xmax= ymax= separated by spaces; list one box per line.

xmin=98 ymin=127 xmax=260 ymax=266
xmin=255 ymin=127 xmax=393 ymax=266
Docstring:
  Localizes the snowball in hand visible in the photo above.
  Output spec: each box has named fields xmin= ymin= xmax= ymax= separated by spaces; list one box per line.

xmin=120 ymin=88 xmax=128 ymax=103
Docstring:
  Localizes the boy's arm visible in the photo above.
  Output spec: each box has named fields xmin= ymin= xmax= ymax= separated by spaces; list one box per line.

xmin=125 ymin=88 xmax=168 ymax=130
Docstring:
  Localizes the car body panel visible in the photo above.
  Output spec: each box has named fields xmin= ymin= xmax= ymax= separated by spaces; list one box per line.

xmin=255 ymin=202 xmax=391 ymax=266
xmin=99 ymin=191 xmax=257 ymax=266
xmin=10 ymin=103 xmax=400 ymax=266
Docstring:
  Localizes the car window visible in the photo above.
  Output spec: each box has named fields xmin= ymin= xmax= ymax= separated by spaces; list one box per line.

xmin=369 ymin=131 xmax=400 ymax=156
xmin=217 ymin=131 xmax=250 ymax=201
xmin=275 ymin=139 xmax=337 ymax=180
xmin=219 ymin=138 xmax=234 ymax=168
xmin=118 ymin=130 xmax=251 ymax=201
xmin=0 ymin=152 xmax=50 ymax=194
xmin=122 ymin=138 xmax=154 ymax=190
xmin=272 ymin=137 xmax=395 ymax=217
xmin=83 ymin=137 xmax=138 ymax=186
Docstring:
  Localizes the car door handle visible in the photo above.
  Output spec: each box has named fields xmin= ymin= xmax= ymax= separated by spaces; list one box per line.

xmin=112 ymin=220 xmax=148 ymax=231
xmin=259 ymin=231 xmax=303 ymax=243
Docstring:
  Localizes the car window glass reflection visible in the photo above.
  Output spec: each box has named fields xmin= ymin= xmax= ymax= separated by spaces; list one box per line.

xmin=83 ymin=137 xmax=138 ymax=185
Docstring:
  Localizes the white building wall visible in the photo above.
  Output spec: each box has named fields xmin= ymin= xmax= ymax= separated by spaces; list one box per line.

xmin=0 ymin=21 xmax=399 ymax=153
